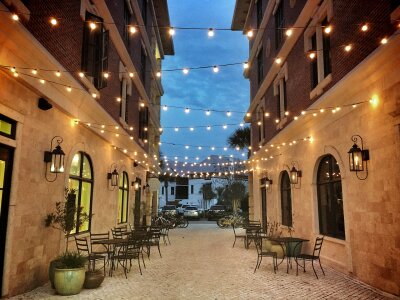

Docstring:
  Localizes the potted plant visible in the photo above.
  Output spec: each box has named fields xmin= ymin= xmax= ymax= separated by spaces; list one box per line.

xmin=53 ymin=251 xmax=87 ymax=295
xmin=282 ymin=217 xmax=302 ymax=257
xmin=45 ymin=188 xmax=89 ymax=294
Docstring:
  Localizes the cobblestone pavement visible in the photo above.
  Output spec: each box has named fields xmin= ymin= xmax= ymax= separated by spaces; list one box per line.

xmin=10 ymin=223 xmax=397 ymax=300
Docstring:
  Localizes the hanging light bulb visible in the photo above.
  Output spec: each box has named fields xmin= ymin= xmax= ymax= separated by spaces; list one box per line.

xmin=223 ymin=124 xmax=228 ymax=129
xmin=264 ymin=112 xmax=270 ymax=117
xmin=205 ymin=110 xmax=211 ymax=116
xmin=185 ymin=107 xmax=190 ymax=114
xmin=55 ymin=71 xmax=61 ymax=77
xmin=324 ymin=25 xmax=332 ymax=34
xmin=129 ymin=72 xmax=134 ymax=78
xmin=40 ymin=79 xmax=45 ymax=84
xmin=31 ymin=69 xmax=38 ymax=75
xmin=174 ymin=127 xmax=179 ymax=132
xmin=103 ymin=72 xmax=109 ymax=78
xmin=189 ymin=127 xmax=194 ymax=131
xmin=226 ymin=111 xmax=231 ymax=117
xmin=156 ymin=71 xmax=162 ymax=78
xmin=50 ymin=18 xmax=58 ymax=26
xmin=89 ymin=22 xmax=97 ymax=30
xmin=286 ymin=28 xmax=293 ymax=37
xmin=246 ymin=30 xmax=254 ymax=38
xmin=162 ymin=105 xmax=168 ymax=111
xmin=308 ymin=51 xmax=316 ymax=59
xmin=12 ymin=14 xmax=19 ymax=21
xmin=361 ymin=24 xmax=368 ymax=32
xmin=240 ymin=123 xmax=244 ymax=127
xmin=207 ymin=126 xmax=211 ymax=131
xmin=116 ymin=97 xmax=121 ymax=102
xmin=169 ymin=27 xmax=175 ymax=36
xmin=66 ymin=87 xmax=72 ymax=92
xmin=208 ymin=28 xmax=215 ymax=37
xmin=243 ymin=62 xmax=249 ymax=69
xmin=381 ymin=37 xmax=388 ymax=44
xmin=344 ymin=44 xmax=352 ymax=52
xmin=213 ymin=66 xmax=219 ymax=73
xmin=129 ymin=26 xmax=137 ymax=34
xmin=78 ymin=72 xmax=85 ymax=78
xmin=182 ymin=68 xmax=189 ymax=75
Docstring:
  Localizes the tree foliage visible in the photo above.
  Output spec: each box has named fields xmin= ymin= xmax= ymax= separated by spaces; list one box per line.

xmin=227 ymin=126 xmax=250 ymax=150
xmin=201 ymin=183 xmax=216 ymax=200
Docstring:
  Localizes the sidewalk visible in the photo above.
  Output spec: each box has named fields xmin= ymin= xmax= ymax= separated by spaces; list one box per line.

xmin=10 ymin=223 xmax=396 ymax=299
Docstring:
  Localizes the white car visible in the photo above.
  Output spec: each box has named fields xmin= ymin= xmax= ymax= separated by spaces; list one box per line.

xmin=177 ymin=204 xmax=188 ymax=215
xmin=183 ymin=206 xmax=200 ymax=219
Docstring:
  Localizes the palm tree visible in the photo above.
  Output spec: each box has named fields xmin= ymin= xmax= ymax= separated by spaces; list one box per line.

xmin=227 ymin=126 xmax=250 ymax=150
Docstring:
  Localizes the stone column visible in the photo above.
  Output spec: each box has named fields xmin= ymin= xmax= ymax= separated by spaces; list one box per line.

xmin=248 ymin=173 xmax=254 ymax=220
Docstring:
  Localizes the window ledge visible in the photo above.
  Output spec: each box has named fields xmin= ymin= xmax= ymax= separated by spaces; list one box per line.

xmin=323 ymin=235 xmax=346 ymax=246
xmin=276 ymin=116 xmax=288 ymax=130
xmin=310 ymin=74 xmax=332 ymax=100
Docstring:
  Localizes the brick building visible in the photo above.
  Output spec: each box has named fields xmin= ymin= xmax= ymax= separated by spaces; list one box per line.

xmin=0 ymin=0 xmax=173 ymax=296
xmin=232 ymin=0 xmax=400 ymax=295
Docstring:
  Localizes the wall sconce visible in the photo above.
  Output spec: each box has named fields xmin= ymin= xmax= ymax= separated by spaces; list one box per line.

xmin=107 ymin=163 xmax=119 ymax=190
xmin=260 ymin=176 xmax=273 ymax=192
xmin=285 ymin=162 xmax=302 ymax=188
xmin=44 ymin=136 xmax=65 ymax=182
xmin=143 ymin=183 xmax=150 ymax=190
xmin=132 ymin=177 xmax=141 ymax=190
xmin=348 ymin=135 xmax=370 ymax=180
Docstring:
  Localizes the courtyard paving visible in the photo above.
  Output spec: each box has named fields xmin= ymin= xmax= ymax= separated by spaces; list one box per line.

xmin=10 ymin=222 xmax=397 ymax=300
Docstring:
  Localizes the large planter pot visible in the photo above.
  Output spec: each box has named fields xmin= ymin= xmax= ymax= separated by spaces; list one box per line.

xmin=54 ymin=267 xmax=85 ymax=296
xmin=49 ymin=259 xmax=62 ymax=289
xmin=84 ymin=270 xmax=105 ymax=289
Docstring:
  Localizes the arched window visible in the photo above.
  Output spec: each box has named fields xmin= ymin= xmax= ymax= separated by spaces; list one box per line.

xmin=317 ymin=155 xmax=345 ymax=239
xmin=118 ymin=171 xmax=129 ymax=224
xmin=69 ymin=152 xmax=93 ymax=234
xmin=280 ymin=171 xmax=292 ymax=226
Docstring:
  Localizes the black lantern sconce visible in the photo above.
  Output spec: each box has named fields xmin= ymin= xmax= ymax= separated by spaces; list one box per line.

xmin=143 ymin=183 xmax=150 ymax=190
xmin=348 ymin=135 xmax=370 ymax=180
xmin=287 ymin=162 xmax=302 ymax=188
xmin=44 ymin=136 xmax=65 ymax=182
xmin=260 ymin=175 xmax=273 ymax=192
xmin=132 ymin=177 xmax=141 ymax=191
xmin=107 ymin=163 xmax=119 ymax=190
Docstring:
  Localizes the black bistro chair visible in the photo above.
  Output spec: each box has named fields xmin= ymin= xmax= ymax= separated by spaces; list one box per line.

xmin=295 ymin=236 xmax=325 ymax=278
xmin=75 ymin=236 xmax=106 ymax=275
xmin=254 ymin=235 xmax=277 ymax=273
xmin=232 ymin=223 xmax=246 ymax=248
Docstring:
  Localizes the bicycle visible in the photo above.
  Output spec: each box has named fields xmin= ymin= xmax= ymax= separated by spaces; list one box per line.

xmin=170 ymin=214 xmax=189 ymax=228
xmin=217 ymin=213 xmax=246 ymax=228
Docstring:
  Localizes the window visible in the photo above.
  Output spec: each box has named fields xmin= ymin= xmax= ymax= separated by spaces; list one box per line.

xmin=321 ymin=18 xmax=332 ymax=77
xmin=257 ymin=48 xmax=264 ymax=86
xmin=171 ymin=186 xmax=175 ymax=196
xmin=82 ymin=12 xmax=109 ymax=89
xmin=280 ymin=171 xmax=292 ymax=227
xmin=0 ymin=114 xmax=16 ymax=139
xmin=141 ymin=0 xmax=147 ymax=27
xmin=119 ymin=75 xmax=131 ymax=123
xmin=275 ymin=1 xmax=284 ymax=49
xmin=138 ymin=106 xmax=148 ymax=141
xmin=118 ymin=172 xmax=129 ymax=224
xmin=317 ymin=155 xmax=345 ymax=239
xmin=310 ymin=33 xmax=318 ymax=89
xmin=256 ymin=106 xmax=265 ymax=142
xmin=69 ymin=152 xmax=93 ymax=234
xmin=123 ymin=1 xmax=132 ymax=48
xmin=257 ymin=0 xmax=263 ymax=29
xmin=162 ymin=187 xmax=164 ymax=195
xmin=140 ymin=45 xmax=146 ymax=85
xmin=191 ymin=185 xmax=194 ymax=194
xmin=274 ymin=73 xmax=287 ymax=122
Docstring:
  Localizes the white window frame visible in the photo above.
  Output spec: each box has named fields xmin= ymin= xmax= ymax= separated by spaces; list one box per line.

xmin=273 ymin=62 xmax=288 ymax=128
xmin=118 ymin=62 xmax=132 ymax=125
xmin=304 ymin=0 xmax=333 ymax=99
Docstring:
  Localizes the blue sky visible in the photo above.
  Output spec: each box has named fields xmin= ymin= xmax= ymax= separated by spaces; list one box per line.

xmin=160 ymin=0 xmax=249 ymax=161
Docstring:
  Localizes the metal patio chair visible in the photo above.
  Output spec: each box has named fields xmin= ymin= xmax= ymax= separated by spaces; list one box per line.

xmin=295 ymin=236 xmax=325 ymax=278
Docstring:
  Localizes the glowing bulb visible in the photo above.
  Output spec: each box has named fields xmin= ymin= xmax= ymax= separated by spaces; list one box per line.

xmin=129 ymin=126 xmax=133 ymax=130
xmin=257 ymin=121 xmax=262 ymax=126
xmin=369 ymin=95 xmax=379 ymax=107
xmin=211 ymin=147 xmax=215 ymax=151
xmin=66 ymin=87 xmax=72 ymax=92
xmin=275 ymin=119 xmax=279 ymax=123
xmin=169 ymin=27 xmax=175 ymax=36
xmin=13 ymin=72 xmax=18 ymax=77
xmin=246 ymin=30 xmax=253 ymax=38
xmin=129 ymin=72 xmax=134 ymax=78
xmin=185 ymin=108 xmax=190 ymax=114
xmin=285 ymin=28 xmax=293 ymax=37
xmin=12 ymin=14 xmax=19 ymax=21
xmin=10 ymin=67 xmax=16 ymax=73
xmin=240 ymin=123 xmax=244 ymax=127
xmin=103 ymin=72 xmax=109 ymax=78
xmin=156 ymin=71 xmax=162 ymax=78
xmin=275 ymin=58 xmax=282 ymax=64
xmin=264 ymin=112 xmax=270 ymax=117
xmin=116 ymin=97 xmax=121 ymax=102
xmin=381 ymin=38 xmax=388 ymax=45
xmin=183 ymin=68 xmax=189 ymax=75
xmin=207 ymin=126 xmax=211 ymax=130
xmin=243 ymin=62 xmax=249 ymax=69
xmin=361 ymin=24 xmax=368 ymax=32
xmin=140 ymin=102 xmax=145 ymax=107
xmin=205 ymin=110 xmax=211 ymax=116
xmin=78 ymin=72 xmax=84 ymax=78
xmin=129 ymin=26 xmax=137 ymax=34
xmin=50 ymin=18 xmax=58 ymax=26
xmin=92 ymin=93 xmax=97 ymax=98
xmin=308 ymin=52 xmax=316 ymax=59
xmin=223 ymin=125 xmax=227 ymax=129
xmin=89 ymin=22 xmax=97 ymax=30
xmin=344 ymin=44 xmax=352 ymax=52
xmin=190 ymin=127 xmax=194 ymax=131
xmin=55 ymin=71 xmax=61 ymax=77
xmin=159 ymin=128 xmax=163 ymax=132
xmin=301 ymin=111 xmax=306 ymax=115
xmin=320 ymin=108 xmax=325 ymax=113
xmin=185 ymin=145 xmax=189 ymax=149
xmin=324 ymin=25 xmax=332 ymax=34
xmin=162 ymin=105 xmax=168 ymax=111
xmin=246 ymin=113 xmax=251 ymax=117
xmin=31 ymin=69 xmax=38 ymax=75
xmin=174 ymin=127 xmax=179 ymax=132
xmin=208 ymin=28 xmax=215 ymax=37
xmin=213 ymin=66 xmax=219 ymax=73
xmin=40 ymin=79 xmax=45 ymax=84
xmin=226 ymin=111 xmax=231 ymax=117
xmin=284 ymin=111 xmax=289 ymax=116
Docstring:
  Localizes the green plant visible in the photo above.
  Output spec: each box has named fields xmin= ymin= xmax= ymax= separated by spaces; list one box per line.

xmin=45 ymin=188 xmax=90 ymax=251
xmin=56 ymin=251 xmax=87 ymax=269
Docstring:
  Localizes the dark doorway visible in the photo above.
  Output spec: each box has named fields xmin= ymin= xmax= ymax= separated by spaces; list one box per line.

xmin=134 ymin=188 xmax=141 ymax=229
xmin=261 ymin=187 xmax=267 ymax=231
xmin=0 ymin=144 xmax=14 ymax=295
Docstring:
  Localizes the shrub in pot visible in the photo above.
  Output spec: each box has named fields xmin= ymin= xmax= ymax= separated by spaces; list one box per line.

xmin=54 ymin=251 xmax=87 ymax=296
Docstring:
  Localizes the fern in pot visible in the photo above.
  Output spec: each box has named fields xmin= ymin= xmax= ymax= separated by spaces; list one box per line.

xmin=45 ymin=188 xmax=89 ymax=295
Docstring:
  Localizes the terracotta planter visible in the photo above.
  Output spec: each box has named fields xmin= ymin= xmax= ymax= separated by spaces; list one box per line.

xmin=84 ymin=270 xmax=105 ymax=289
xmin=54 ymin=267 xmax=85 ymax=296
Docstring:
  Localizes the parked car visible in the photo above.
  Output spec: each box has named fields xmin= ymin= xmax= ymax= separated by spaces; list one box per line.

xmin=183 ymin=206 xmax=200 ymax=219
xmin=162 ymin=205 xmax=177 ymax=216
xmin=177 ymin=204 xmax=189 ymax=215
xmin=207 ymin=205 xmax=226 ymax=220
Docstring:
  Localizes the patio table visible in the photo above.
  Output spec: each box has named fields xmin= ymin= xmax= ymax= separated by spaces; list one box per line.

xmin=267 ymin=237 xmax=309 ymax=273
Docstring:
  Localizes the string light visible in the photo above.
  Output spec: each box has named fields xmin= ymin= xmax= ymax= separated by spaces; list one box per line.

xmin=89 ymin=22 xmax=97 ymax=30
xmin=78 ymin=72 xmax=85 ymax=78
xmin=156 ymin=71 xmax=162 ymax=77
xmin=169 ymin=27 xmax=175 ymax=36
xmin=129 ymin=72 xmax=134 ymax=78
xmin=129 ymin=26 xmax=137 ymax=34
xmin=308 ymin=51 xmax=316 ymax=59
xmin=103 ymin=72 xmax=109 ymax=78
xmin=55 ymin=71 xmax=61 ymax=77
xmin=185 ymin=107 xmax=190 ymax=114
xmin=162 ymin=105 xmax=168 ymax=111
xmin=50 ymin=18 xmax=58 ymax=26
xmin=205 ymin=110 xmax=211 ymax=116
xmin=381 ymin=37 xmax=388 ymax=44
xmin=182 ymin=68 xmax=189 ymax=75
xmin=285 ymin=28 xmax=293 ymax=37
xmin=117 ymin=97 xmax=121 ymax=102
xmin=275 ymin=58 xmax=282 ymax=64
xmin=243 ymin=62 xmax=249 ymax=69
xmin=226 ymin=111 xmax=231 ymax=117
xmin=246 ymin=30 xmax=254 ymax=38
xmin=344 ymin=44 xmax=352 ymax=52
xmin=208 ymin=28 xmax=215 ymax=37
xmin=324 ymin=25 xmax=332 ymax=34
xmin=213 ymin=66 xmax=219 ymax=73
xmin=31 ymin=69 xmax=38 ymax=75
xmin=361 ymin=24 xmax=369 ymax=32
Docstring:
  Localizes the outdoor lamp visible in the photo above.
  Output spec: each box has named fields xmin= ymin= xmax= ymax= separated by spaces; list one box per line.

xmin=107 ymin=163 xmax=119 ymax=190
xmin=348 ymin=135 xmax=370 ymax=180
xmin=44 ymin=136 xmax=65 ymax=182
xmin=260 ymin=176 xmax=273 ymax=192
xmin=289 ymin=165 xmax=302 ymax=185
xmin=133 ymin=178 xmax=141 ymax=190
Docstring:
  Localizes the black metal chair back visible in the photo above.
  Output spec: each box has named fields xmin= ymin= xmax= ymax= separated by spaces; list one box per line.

xmin=75 ymin=236 xmax=90 ymax=255
xmin=313 ymin=236 xmax=324 ymax=257
xmin=112 ymin=226 xmax=127 ymax=239
xmin=90 ymin=232 xmax=110 ymax=253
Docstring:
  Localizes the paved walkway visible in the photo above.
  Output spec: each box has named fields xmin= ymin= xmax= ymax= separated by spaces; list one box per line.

xmin=11 ymin=223 xmax=396 ymax=299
